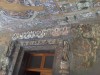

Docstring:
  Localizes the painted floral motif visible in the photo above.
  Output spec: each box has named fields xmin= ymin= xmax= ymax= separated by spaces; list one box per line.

xmin=12 ymin=26 xmax=69 ymax=40
xmin=77 ymin=0 xmax=93 ymax=10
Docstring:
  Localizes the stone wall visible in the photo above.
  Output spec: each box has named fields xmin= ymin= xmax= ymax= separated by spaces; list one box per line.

xmin=0 ymin=32 xmax=12 ymax=73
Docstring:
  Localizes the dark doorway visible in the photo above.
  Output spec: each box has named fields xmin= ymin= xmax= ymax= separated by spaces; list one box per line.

xmin=25 ymin=71 xmax=40 ymax=75
xmin=19 ymin=50 xmax=55 ymax=75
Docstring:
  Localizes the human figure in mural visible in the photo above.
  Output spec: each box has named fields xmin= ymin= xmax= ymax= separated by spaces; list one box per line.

xmin=59 ymin=41 xmax=70 ymax=75
xmin=65 ymin=17 xmax=69 ymax=23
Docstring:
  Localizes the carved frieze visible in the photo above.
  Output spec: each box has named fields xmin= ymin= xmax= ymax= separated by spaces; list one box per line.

xmin=19 ymin=39 xmax=63 ymax=46
xmin=12 ymin=26 xmax=69 ymax=40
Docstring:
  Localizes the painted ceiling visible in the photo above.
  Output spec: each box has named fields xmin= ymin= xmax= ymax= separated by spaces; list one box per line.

xmin=0 ymin=0 xmax=99 ymax=33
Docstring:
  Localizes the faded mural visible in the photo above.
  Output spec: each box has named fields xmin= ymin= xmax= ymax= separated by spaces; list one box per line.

xmin=69 ymin=24 xmax=100 ymax=75
xmin=0 ymin=0 xmax=100 ymax=75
